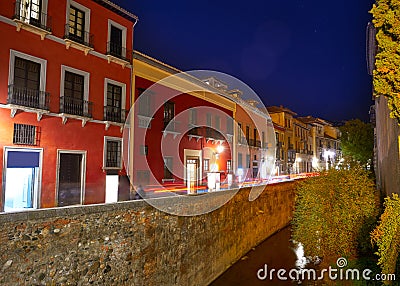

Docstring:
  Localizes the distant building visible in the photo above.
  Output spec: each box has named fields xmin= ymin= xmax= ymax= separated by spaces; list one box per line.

xmin=297 ymin=116 xmax=342 ymax=171
xmin=267 ymin=106 xmax=342 ymax=174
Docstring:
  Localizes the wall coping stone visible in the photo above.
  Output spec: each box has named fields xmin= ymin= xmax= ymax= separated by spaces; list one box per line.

xmin=0 ymin=181 xmax=296 ymax=224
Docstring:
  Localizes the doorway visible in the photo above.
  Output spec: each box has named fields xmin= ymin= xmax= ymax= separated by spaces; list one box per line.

xmin=186 ymin=157 xmax=199 ymax=193
xmin=57 ymin=151 xmax=85 ymax=207
xmin=3 ymin=148 xmax=42 ymax=212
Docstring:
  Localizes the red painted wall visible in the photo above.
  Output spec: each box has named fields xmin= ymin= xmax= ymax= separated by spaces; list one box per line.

xmin=133 ymin=76 xmax=233 ymax=187
xmin=0 ymin=0 xmax=136 ymax=209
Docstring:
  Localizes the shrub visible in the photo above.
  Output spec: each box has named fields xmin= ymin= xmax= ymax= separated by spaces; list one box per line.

xmin=371 ymin=194 xmax=400 ymax=280
xmin=292 ymin=168 xmax=378 ymax=264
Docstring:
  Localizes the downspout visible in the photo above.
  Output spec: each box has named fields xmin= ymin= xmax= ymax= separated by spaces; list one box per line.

xmin=128 ymin=18 xmax=138 ymax=191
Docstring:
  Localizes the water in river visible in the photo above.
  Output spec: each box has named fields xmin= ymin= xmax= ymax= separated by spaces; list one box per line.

xmin=210 ymin=227 xmax=307 ymax=286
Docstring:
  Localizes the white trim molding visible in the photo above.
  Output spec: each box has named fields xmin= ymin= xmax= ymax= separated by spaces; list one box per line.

xmin=66 ymin=0 xmax=91 ymax=33
xmin=60 ymin=65 xmax=90 ymax=102
xmin=104 ymin=78 xmax=127 ymax=118
xmin=103 ymin=136 xmax=123 ymax=170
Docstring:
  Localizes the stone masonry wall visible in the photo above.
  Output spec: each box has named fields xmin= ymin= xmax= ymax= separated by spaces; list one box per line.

xmin=0 ymin=181 xmax=296 ymax=286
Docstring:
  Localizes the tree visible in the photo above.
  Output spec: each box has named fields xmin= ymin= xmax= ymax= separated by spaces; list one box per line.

xmin=292 ymin=168 xmax=378 ymax=265
xmin=370 ymin=0 xmax=400 ymax=124
xmin=339 ymin=119 xmax=374 ymax=167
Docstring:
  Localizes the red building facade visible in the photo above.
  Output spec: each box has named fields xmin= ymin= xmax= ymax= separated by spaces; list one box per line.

xmin=130 ymin=52 xmax=236 ymax=193
xmin=0 ymin=0 xmax=137 ymax=211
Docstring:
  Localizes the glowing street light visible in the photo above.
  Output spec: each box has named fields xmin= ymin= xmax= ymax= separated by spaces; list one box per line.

xmin=216 ymin=145 xmax=224 ymax=154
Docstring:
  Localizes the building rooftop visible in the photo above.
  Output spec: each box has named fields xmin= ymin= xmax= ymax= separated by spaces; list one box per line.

xmin=297 ymin=116 xmax=331 ymax=126
xmin=266 ymin=106 xmax=297 ymax=116
xmin=93 ymin=0 xmax=138 ymax=22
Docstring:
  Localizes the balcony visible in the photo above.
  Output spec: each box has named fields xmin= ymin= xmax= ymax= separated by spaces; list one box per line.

xmin=106 ymin=42 xmax=132 ymax=67
xmin=187 ymin=125 xmax=203 ymax=142
xmin=205 ymin=128 xmax=225 ymax=142
xmin=238 ymin=136 xmax=247 ymax=145
xmin=8 ymin=84 xmax=49 ymax=110
xmin=13 ymin=1 xmax=52 ymax=40
xmin=60 ymin=96 xmax=92 ymax=118
xmin=104 ymin=106 xmax=125 ymax=123
xmin=64 ymin=24 xmax=94 ymax=55
xmin=163 ymin=119 xmax=180 ymax=139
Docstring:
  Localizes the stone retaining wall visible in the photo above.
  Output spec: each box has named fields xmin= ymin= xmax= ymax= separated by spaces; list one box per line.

xmin=0 ymin=181 xmax=296 ymax=286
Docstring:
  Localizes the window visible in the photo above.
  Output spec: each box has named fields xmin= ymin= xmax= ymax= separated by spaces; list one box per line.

xmin=140 ymin=145 xmax=148 ymax=156
xmin=253 ymin=128 xmax=257 ymax=147
xmin=65 ymin=1 xmax=91 ymax=46
xmin=104 ymin=79 xmax=126 ymax=123
xmin=206 ymin=113 xmax=212 ymax=127
xmin=14 ymin=57 xmax=40 ymax=91
xmin=246 ymin=126 xmax=250 ymax=144
xmin=104 ymin=138 xmax=122 ymax=169
xmin=60 ymin=66 xmax=90 ymax=117
xmin=227 ymin=116 xmax=233 ymax=135
xmin=68 ymin=6 xmax=85 ymax=43
xmin=238 ymin=153 xmax=243 ymax=168
xmin=13 ymin=124 xmax=38 ymax=145
xmin=107 ymin=20 xmax=128 ymax=60
xmin=164 ymin=101 xmax=174 ymax=123
xmin=164 ymin=157 xmax=173 ymax=179
xmin=238 ymin=123 xmax=242 ymax=143
xmin=9 ymin=57 xmax=45 ymax=109
xmin=15 ymin=0 xmax=50 ymax=30
xmin=203 ymin=159 xmax=210 ymax=172
xmin=215 ymin=116 xmax=220 ymax=131
xmin=164 ymin=101 xmax=175 ymax=131
xmin=246 ymin=154 xmax=251 ymax=168
xmin=8 ymin=50 xmax=47 ymax=109
xmin=227 ymin=160 xmax=232 ymax=173
xmin=189 ymin=108 xmax=197 ymax=125
xmin=137 ymin=88 xmax=151 ymax=116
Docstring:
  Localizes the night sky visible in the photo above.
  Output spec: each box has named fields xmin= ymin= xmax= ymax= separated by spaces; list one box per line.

xmin=114 ymin=0 xmax=375 ymax=122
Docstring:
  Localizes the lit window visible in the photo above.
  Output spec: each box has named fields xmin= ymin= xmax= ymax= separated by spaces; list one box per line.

xmin=203 ymin=159 xmax=210 ymax=172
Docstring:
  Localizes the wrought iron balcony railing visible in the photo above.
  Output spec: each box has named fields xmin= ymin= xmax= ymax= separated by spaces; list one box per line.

xmin=106 ymin=42 xmax=132 ymax=62
xmin=205 ymin=128 xmax=224 ymax=140
xmin=64 ymin=24 xmax=94 ymax=48
xmin=8 ymin=84 xmax=50 ymax=110
xmin=163 ymin=119 xmax=180 ymax=132
xmin=13 ymin=1 xmax=52 ymax=32
xmin=60 ymin=96 xmax=92 ymax=118
xmin=104 ymin=106 xmax=125 ymax=123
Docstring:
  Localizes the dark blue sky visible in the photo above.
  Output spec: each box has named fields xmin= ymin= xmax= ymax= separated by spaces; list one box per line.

xmin=114 ymin=0 xmax=375 ymax=122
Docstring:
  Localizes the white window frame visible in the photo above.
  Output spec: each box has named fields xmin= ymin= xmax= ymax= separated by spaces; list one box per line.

xmin=18 ymin=0 xmax=49 ymax=22
xmin=107 ymin=19 xmax=127 ymax=57
xmin=56 ymin=149 xmax=87 ymax=206
xmin=8 ymin=50 xmax=47 ymax=92
xmin=66 ymin=0 xmax=91 ymax=33
xmin=104 ymin=78 xmax=127 ymax=111
xmin=60 ymin=65 xmax=90 ymax=102
xmin=103 ymin=136 xmax=123 ymax=170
